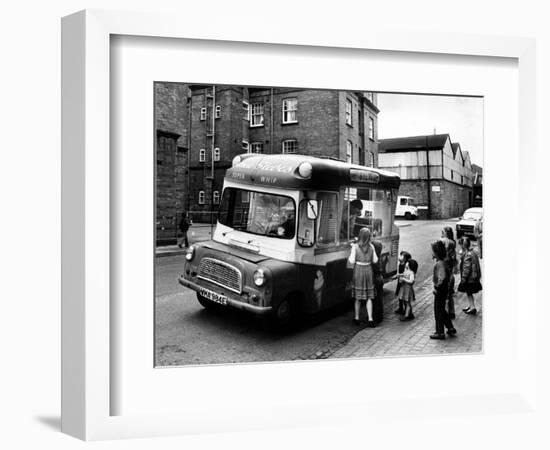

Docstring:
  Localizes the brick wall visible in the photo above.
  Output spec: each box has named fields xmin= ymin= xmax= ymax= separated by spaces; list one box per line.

xmin=249 ymin=88 xmax=341 ymax=158
xmin=398 ymin=179 xmax=473 ymax=219
xmin=156 ymin=131 xmax=180 ymax=244
xmin=363 ymin=94 xmax=379 ymax=167
xmin=155 ymin=83 xmax=189 ymax=147
xmin=188 ymin=86 xmax=248 ymax=218
xmin=155 ymin=83 xmax=190 ymax=244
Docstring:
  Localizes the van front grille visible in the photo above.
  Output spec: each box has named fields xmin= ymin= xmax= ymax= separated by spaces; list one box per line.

xmin=197 ymin=258 xmax=242 ymax=293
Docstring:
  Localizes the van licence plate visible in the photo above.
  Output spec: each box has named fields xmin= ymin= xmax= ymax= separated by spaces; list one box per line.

xmin=199 ymin=288 xmax=228 ymax=305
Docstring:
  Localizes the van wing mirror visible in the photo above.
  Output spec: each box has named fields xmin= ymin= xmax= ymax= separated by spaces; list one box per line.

xmin=306 ymin=200 xmax=319 ymax=220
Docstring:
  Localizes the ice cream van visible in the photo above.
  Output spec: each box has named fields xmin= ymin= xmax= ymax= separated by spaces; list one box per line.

xmin=179 ymin=154 xmax=401 ymax=327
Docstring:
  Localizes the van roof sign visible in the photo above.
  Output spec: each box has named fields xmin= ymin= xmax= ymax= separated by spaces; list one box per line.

xmin=227 ymin=154 xmax=400 ymax=190
xmin=349 ymin=168 xmax=380 ymax=184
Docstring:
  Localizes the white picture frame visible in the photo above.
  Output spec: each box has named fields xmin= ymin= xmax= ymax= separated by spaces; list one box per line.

xmin=61 ymin=9 xmax=538 ymax=441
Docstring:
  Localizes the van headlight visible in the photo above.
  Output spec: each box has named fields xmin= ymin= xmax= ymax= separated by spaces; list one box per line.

xmin=185 ymin=245 xmax=195 ymax=261
xmin=253 ymin=269 xmax=266 ymax=286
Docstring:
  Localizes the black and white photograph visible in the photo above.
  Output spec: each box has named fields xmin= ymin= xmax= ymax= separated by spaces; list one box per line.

xmin=154 ymin=83 xmax=483 ymax=366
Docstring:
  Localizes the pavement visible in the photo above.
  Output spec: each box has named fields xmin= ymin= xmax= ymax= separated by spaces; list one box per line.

xmin=330 ymin=276 xmax=483 ymax=360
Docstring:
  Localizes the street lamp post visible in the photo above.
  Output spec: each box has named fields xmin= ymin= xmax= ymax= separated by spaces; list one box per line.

xmin=425 ymin=134 xmax=431 ymax=220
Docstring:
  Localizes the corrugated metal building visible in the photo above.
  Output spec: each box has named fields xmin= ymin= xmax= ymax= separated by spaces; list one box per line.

xmin=378 ymin=134 xmax=476 ymax=219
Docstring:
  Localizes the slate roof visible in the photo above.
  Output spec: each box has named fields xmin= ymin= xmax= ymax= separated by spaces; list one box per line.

xmin=471 ymin=163 xmax=483 ymax=174
xmin=379 ymin=134 xmax=450 ymax=153
xmin=451 ymin=142 xmax=460 ymax=157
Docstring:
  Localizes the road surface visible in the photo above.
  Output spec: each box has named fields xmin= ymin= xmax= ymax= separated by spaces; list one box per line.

xmin=154 ymin=219 xmax=482 ymax=366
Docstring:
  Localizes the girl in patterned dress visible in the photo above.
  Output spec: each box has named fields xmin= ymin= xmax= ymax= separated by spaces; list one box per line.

xmin=349 ymin=227 xmax=378 ymax=327
xmin=398 ymin=259 xmax=418 ymax=321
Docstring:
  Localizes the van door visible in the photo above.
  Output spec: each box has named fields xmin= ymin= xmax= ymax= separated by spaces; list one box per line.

xmin=312 ymin=192 xmax=350 ymax=309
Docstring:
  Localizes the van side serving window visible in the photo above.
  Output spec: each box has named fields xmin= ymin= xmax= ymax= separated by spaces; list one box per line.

xmin=316 ymin=192 xmax=338 ymax=245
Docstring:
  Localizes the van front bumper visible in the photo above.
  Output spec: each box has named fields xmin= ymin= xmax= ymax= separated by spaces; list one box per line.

xmin=178 ymin=276 xmax=273 ymax=316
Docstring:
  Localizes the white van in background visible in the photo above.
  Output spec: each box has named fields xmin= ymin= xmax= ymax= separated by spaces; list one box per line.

xmin=395 ymin=196 xmax=418 ymax=220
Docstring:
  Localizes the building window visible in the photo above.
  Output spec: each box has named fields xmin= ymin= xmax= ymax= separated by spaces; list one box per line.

xmin=282 ymin=139 xmax=298 ymax=154
xmin=282 ymin=98 xmax=297 ymax=123
xmin=200 ymin=107 xmax=207 ymax=121
xmin=199 ymin=148 xmax=206 ymax=162
xmin=243 ymin=101 xmax=249 ymax=120
xmin=198 ymin=191 xmax=205 ymax=205
xmin=250 ymin=103 xmax=264 ymax=127
xmin=368 ymin=117 xmax=375 ymax=140
xmin=346 ymin=140 xmax=352 ymax=163
xmin=345 ymin=99 xmax=352 ymax=126
xmin=215 ymin=105 xmax=221 ymax=118
xmin=242 ymin=140 xmax=249 ymax=151
xmin=214 ymin=147 xmax=220 ymax=161
xmin=250 ymin=142 xmax=263 ymax=154
xmin=213 ymin=190 xmax=220 ymax=205
xmin=365 ymin=151 xmax=374 ymax=167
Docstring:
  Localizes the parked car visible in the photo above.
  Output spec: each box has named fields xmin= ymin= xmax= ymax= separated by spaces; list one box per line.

xmin=395 ymin=196 xmax=418 ymax=220
xmin=456 ymin=207 xmax=483 ymax=240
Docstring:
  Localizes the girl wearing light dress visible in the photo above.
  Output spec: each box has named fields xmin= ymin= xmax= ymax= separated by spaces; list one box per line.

xmin=349 ymin=227 xmax=378 ymax=327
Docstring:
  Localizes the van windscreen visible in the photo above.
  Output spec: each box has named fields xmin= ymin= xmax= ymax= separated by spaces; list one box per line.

xmin=218 ymin=188 xmax=296 ymax=239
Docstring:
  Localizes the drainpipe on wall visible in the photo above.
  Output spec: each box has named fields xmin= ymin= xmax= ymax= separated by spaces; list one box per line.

xmin=186 ymin=91 xmax=192 ymax=212
xmin=270 ymin=88 xmax=274 ymax=154
xmin=210 ymin=85 xmax=216 ymax=236
xmin=425 ymin=135 xmax=432 ymax=220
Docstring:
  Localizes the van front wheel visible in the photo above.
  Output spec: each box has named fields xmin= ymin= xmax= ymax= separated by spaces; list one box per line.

xmin=271 ymin=294 xmax=300 ymax=331
xmin=404 ymin=212 xmax=412 ymax=220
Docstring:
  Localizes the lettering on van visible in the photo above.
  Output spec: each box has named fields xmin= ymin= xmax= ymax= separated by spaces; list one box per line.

xmin=230 ymin=171 xmax=245 ymax=180
xmin=260 ymin=176 xmax=278 ymax=184
xmin=349 ymin=168 xmax=380 ymax=184
xmin=257 ymin=161 xmax=294 ymax=173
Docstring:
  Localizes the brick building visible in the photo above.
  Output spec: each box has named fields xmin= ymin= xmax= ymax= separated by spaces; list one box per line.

xmin=155 ymin=83 xmax=190 ymax=244
xmin=155 ymin=83 xmax=380 ymax=241
xmin=471 ymin=163 xmax=483 ymax=207
xmin=183 ymin=84 xmax=380 ymax=223
xmin=378 ymin=134 xmax=476 ymax=219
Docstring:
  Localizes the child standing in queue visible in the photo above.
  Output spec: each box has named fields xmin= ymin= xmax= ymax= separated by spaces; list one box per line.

xmin=349 ymin=227 xmax=378 ymax=327
xmin=430 ymin=240 xmax=457 ymax=340
xmin=394 ymin=251 xmax=412 ymax=315
xmin=398 ymin=259 xmax=418 ymax=321
xmin=440 ymin=226 xmax=458 ymax=319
